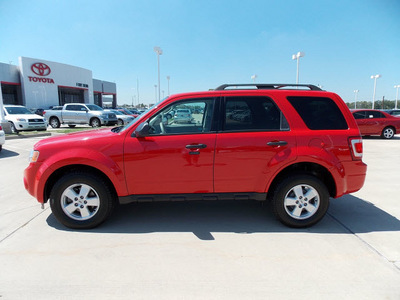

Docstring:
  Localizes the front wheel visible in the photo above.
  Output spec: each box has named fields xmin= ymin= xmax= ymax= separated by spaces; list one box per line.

xmin=90 ymin=118 xmax=101 ymax=127
xmin=9 ymin=122 xmax=18 ymax=133
xmin=381 ymin=127 xmax=395 ymax=139
xmin=50 ymin=172 xmax=115 ymax=229
xmin=272 ymin=174 xmax=329 ymax=228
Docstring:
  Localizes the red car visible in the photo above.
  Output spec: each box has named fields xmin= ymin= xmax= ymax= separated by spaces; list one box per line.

xmin=351 ymin=109 xmax=400 ymax=139
xmin=24 ymin=84 xmax=367 ymax=229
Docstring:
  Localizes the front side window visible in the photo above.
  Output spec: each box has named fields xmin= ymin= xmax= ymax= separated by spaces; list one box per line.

xmin=223 ymin=96 xmax=289 ymax=131
xmin=148 ymin=98 xmax=215 ymax=135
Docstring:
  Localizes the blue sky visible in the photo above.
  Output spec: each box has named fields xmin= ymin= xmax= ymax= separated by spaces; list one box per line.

xmin=1 ymin=0 xmax=399 ymax=105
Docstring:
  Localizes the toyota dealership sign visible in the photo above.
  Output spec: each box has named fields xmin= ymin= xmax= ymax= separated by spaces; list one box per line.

xmin=28 ymin=62 xmax=54 ymax=83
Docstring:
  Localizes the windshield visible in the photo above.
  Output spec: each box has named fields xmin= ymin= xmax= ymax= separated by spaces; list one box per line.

xmin=117 ymin=97 xmax=167 ymax=133
xmin=86 ymin=104 xmax=103 ymax=111
xmin=111 ymin=110 xmax=124 ymax=115
xmin=5 ymin=106 xmax=32 ymax=115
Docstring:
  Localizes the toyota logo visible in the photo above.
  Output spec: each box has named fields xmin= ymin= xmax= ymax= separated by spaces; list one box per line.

xmin=31 ymin=63 xmax=51 ymax=76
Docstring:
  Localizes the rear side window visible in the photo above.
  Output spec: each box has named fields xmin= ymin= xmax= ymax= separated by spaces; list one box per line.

xmin=223 ymin=96 xmax=289 ymax=131
xmin=287 ymin=96 xmax=348 ymax=130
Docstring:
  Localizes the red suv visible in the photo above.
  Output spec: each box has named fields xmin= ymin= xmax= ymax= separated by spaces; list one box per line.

xmin=24 ymin=84 xmax=367 ymax=229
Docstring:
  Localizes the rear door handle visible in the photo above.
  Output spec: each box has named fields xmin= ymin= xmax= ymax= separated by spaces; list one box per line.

xmin=267 ymin=141 xmax=288 ymax=147
xmin=186 ymin=144 xmax=207 ymax=149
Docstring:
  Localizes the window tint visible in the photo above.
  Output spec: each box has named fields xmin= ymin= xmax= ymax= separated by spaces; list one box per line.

xmin=65 ymin=105 xmax=85 ymax=111
xmin=148 ymin=98 xmax=214 ymax=135
xmin=353 ymin=111 xmax=366 ymax=119
xmin=369 ymin=111 xmax=385 ymax=118
xmin=223 ymin=96 xmax=289 ymax=131
xmin=287 ymin=96 xmax=348 ymax=130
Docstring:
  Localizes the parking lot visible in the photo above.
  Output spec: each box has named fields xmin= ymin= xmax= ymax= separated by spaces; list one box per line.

xmin=0 ymin=134 xmax=400 ymax=299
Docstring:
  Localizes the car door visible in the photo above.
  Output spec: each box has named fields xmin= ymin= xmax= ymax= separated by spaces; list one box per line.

xmin=355 ymin=111 xmax=383 ymax=135
xmin=214 ymin=95 xmax=297 ymax=193
xmin=123 ymin=97 xmax=217 ymax=195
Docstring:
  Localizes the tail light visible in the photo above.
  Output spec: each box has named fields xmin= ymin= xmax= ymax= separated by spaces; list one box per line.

xmin=349 ymin=137 xmax=363 ymax=160
xmin=0 ymin=125 xmax=2 ymax=130
xmin=43 ymin=111 xmax=46 ymax=116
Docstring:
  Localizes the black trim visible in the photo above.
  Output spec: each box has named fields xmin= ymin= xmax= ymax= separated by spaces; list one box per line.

xmin=119 ymin=192 xmax=267 ymax=204
xmin=215 ymin=84 xmax=322 ymax=91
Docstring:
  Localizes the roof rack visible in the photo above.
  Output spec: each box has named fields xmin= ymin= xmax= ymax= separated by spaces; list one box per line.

xmin=215 ymin=84 xmax=323 ymax=91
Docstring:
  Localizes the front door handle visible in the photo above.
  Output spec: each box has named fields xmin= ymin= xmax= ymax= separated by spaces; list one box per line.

xmin=267 ymin=141 xmax=288 ymax=147
xmin=186 ymin=144 xmax=207 ymax=149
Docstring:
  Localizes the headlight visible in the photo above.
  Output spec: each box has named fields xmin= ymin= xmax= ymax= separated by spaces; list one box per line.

xmin=17 ymin=118 xmax=27 ymax=122
xmin=29 ymin=150 xmax=40 ymax=163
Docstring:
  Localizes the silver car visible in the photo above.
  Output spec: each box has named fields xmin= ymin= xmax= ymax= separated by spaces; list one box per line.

xmin=174 ymin=109 xmax=193 ymax=123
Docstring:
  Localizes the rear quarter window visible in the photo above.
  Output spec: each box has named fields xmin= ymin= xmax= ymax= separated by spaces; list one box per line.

xmin=287 ymin=96 xmax=348 ymax=130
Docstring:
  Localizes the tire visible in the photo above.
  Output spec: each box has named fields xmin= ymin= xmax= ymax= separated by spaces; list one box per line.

xmin=117 ymin=119 xmax=124 ymax=126
xmin=0 ymin=145 xmax=2 ymax=152
xmin=68 ymin=125 xmax=76 ymax=128
xmin=381 ymin=127 xmax=395 ymax=139
xmin=49 ymin=172 xmax=115 ymax=229
xmin=9 ymin=122 xmax=18 ymax=133
xmin=272 ymin=174 xmax=329 ymax=228
xmin=49 ymin=117 xmax=61 ymax=128
xmin=90 ymin=118 xmax=101 ymax=128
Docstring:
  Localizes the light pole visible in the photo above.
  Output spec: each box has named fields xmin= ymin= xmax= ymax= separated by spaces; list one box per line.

xmin=154 ymin=46 xmax=163 ymax=101
xmin=154 ymin=85 xmax=157 ymax=103
xmin=394 ymin=85 xmax=400 ymax=110
xmin=166 ymin=76 xmax=170 ymax=96
xmin=370 ymin=74 xmax=381 ymax=110
xmin=354 ymin=90 xmax=359 ymax=109
xmin=292 ymin=51 xmax=305 ymax=84
xmin=251 ymin=74 xmax=257 ymax=83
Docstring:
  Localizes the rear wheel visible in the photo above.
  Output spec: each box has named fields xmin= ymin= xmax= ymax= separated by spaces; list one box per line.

xmin=381 ymin=127 xmax=395 ymax=139
xmin=272 ymin=174 xmax=329 ymax=228
xmin=50 ymin=172 xmax=115 ymax=229
xmin=49 ymin=117 xmax=61 ymax=128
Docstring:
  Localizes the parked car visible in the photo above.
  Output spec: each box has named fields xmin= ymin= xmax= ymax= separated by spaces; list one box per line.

xmin=3 ymin=105 xmax=47 ymax=133
xmin=116 ymin=108 xmax=139 ymax=118
xmin=24 ymin=83 xmax=367 ymax=229
xmin=351 ymin=109 xmax=400 ymax=139
xmin=381 ymin=109 xmax=400 ymax=117
xmin=105 ymin=109 xmax=134 ymax=125
xmin=44 ymin=103 xmax=118 ymax=128
xmin=0 ymin=124 xmax=5 ymax=151
xmin=34 ymin=108 xmax=45 ymax=116
xmin=174 ymin=108 xmax=193 ymax=123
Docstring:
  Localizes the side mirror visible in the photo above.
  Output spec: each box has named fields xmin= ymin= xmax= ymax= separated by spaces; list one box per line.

xmin=134 ymin=122 xmax=150 ymax=137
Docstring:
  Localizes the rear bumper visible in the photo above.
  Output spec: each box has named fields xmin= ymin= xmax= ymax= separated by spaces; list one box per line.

xmin=336 ymin=161 xmax=367 ymax=198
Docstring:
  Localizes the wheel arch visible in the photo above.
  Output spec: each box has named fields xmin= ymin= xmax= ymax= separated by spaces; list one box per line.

xmin=44 ymin=164 xmax=118 ymax=204
xmin=267 ymin=162 xmax=336 ymax=200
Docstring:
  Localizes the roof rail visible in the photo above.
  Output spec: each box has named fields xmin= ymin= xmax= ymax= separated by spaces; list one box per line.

xmin=215 ymin=84 xmax=323 ymax=91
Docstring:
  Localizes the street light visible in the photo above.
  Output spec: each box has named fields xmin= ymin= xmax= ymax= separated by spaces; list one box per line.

xmin=354 ymin=90 xmax=359 ymax=109
xmin=394 ymin=85 xmax=400 ymax=110
xmin=251 ymin=74 xmax=257 ymax=83
xmin=370 ymin=74 xmax=381 ymax=110
xmin=154 ymin=46 xmax=163 ymax=101
xmin=166 ymin=76 xmax=170 ymax=96
xmin=154 ymin=84 xmax=157 ymax=103
xmin=292 ymin=51 xmax=305 ymax=84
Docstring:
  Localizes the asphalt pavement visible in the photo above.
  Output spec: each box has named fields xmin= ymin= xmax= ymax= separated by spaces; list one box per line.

xmin=0 ymin=134 xmax=399 ymax=299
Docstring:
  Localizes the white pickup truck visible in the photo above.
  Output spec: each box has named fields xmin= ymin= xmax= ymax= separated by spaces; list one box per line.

xmin=44 ymin=103 xmax=118 ymax=128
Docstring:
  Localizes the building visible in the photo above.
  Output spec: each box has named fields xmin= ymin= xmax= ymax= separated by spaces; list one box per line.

xmin=0 ymin=57 xmax=117 ymax=111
